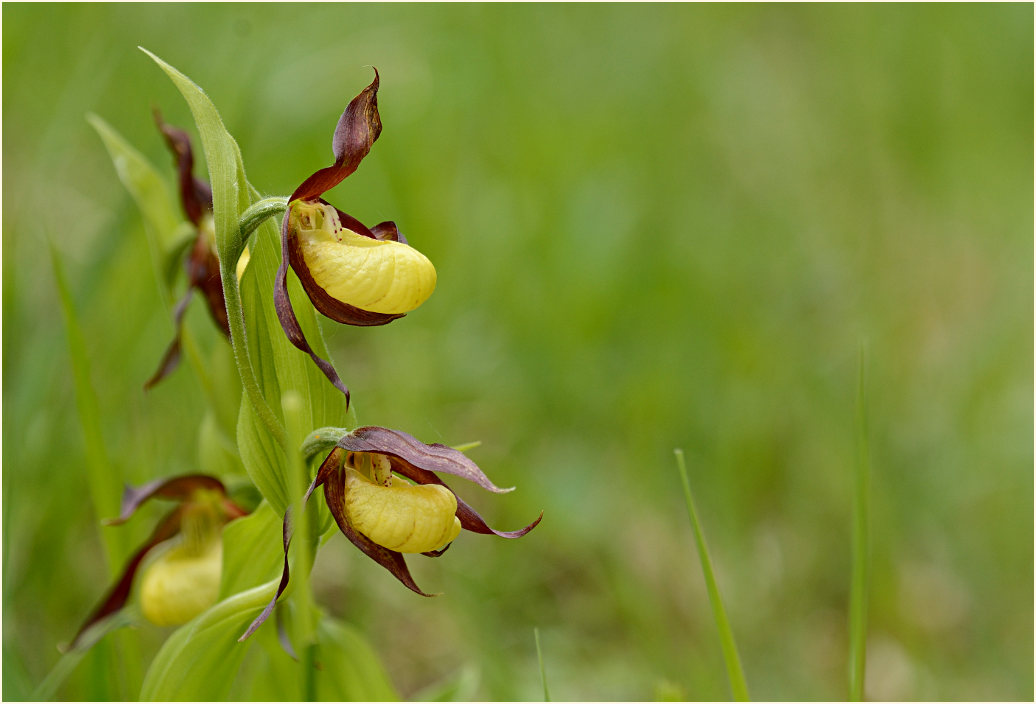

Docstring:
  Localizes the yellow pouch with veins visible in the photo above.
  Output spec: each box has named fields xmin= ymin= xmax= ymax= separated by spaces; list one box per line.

xmin=344 ymin=468 xmax=461 ymax=553
xmin=295 ymin=202 xmax=436 ymax=315
xmin=140 ymin=536 xmax=222 ymax=627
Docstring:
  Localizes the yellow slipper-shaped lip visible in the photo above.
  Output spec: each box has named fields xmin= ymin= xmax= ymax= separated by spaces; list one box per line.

xmin=140 ymin=537 xmax=223 ymax=627
xmin=343 ymin=469 xmax=461 ymax=553
xmin=287 ymin=200 xmax=436 ymax=326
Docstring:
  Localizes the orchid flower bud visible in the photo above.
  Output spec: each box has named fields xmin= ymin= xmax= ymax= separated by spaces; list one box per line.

xmin=69 ymin=475 xmax=248 ymax=649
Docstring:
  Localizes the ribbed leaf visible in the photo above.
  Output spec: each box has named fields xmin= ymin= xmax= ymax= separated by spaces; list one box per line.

xmin=86 ymin=113 xmax=189 ymax=292
xmin=138 ymin=49 xmax=249 ymax=263
xmin=242 ymin=614 xmax=398 ymax=701
xmin=314 ymin=619 xmax=398 ymax=701
xmin=139 ymin=581 xmax=277 ymax=701
xmin=219 ymin=501 xmax=282 ymax=600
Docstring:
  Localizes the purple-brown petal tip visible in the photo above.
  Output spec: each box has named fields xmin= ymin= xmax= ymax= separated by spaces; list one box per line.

xmin=457 ymin=497 xmax=543 ymax=539
xmin=104 ymin=474 xmax=227 ymax=526
xmin=291 ymin=69 xmax=383 ymax=202
xmin=274 ymin=211 xmax=353 ymax=404
xmin=153 ymin=108 xmax=211 ymax=225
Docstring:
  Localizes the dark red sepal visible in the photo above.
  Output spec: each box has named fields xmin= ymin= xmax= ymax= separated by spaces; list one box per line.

xmin=291 ymin=70 xmax=382 ymax=203
xmin=144 ymin=288 xmax=194 ymax=391
xmin=185 ymin=234 xmax=230 ymax=338
xmin=273 ymin=212 xmax=354 ymax=405
xmin=338 ymin=427 xmax=513 ymax=493
xmin=68 ymin=506 xmax=184 ymax=650
xmin=105 ymin=474 xmax=229 ymax=527
xmin=153 ymin=109 xmax=212 ymax=227
xmin=456 ymin=499 xmax=543 ymax=539
xmin=147 ymin=112 xmax=232 ymax=390
xmin=145 ymin=235 xmax=229 ymax=389
xmin=421 ymin=543 xmax=452 ymax=558
xmin=370 ymin=220 xmax=407 ymax=244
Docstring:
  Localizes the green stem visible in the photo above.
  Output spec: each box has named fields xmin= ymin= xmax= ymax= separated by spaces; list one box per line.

xmin=219 ymin=198 xmax=289 ymax=450
xmin=300 ymin=427 xmax=350 ymax=463
xmin=849 ymin=348 xmax=871 ymax=700
xmin=283 ymin=391 xmax=319 ymax=701
xmin=675 ymin=449 xmax=750 ymax=702
xmin=238 ymin=197 xmax=288 ymax=247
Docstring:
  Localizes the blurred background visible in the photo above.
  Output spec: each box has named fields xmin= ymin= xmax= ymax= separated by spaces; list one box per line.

xmin=2 ymin=4 xmax=1032 ymax=701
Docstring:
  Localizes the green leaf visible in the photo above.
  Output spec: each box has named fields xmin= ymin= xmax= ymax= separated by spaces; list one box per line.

xmin=138 ymin=48 xmax=249 ymax=263
xmin=219 ymin=501 xmax=283 ymax=600
xmin=139 ymin=580 xmax=277 ymax=701
xmin=86 ymin=113 xmax=184 ymax=281
xmin=314 ymin=619 xmax=398 ymax=701
xmin=236 ymin=252 xmax=290 ymax=512
xmin=142 ymin=48 xmax=292 ymax=500
xmin=242 ymin=614 xmax=398 ymax=702
xmin=197 ymin=409 xmax=244 ymax=480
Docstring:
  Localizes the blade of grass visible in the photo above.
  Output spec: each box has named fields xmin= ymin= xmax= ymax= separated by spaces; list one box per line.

xmin=49 ymin=241 xmax=124 ymax=567
xmin=674 ymin=449 xmax=750 ymax=701
xmin=534 ymin=627 xmax=550 ymax=702
xmin=50 ymin=241 xmax=146 ymax=697
xmin=848 ymin=347 xmax=871 ymax=700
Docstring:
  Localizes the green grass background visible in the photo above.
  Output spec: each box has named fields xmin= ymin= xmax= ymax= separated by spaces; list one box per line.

xmin=2 ymin=3 xmax=1032 ymax=700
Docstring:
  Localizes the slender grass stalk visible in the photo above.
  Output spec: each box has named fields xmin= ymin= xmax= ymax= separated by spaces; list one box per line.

xmin=848 ymin=348 xmax=871 ymax=700
xmin=49 ymin=241 xmax=143 ymax=697
xmin=534 ymin=627 xmax=550 ymax=701
xmin=49 ymin=241 xmax=123 ymax=564
xmin=674 ymin=449 xmax=750 ymax=702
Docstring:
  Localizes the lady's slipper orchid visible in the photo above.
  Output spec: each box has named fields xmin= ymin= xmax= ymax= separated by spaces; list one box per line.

xmin=241 ymin=426 xmax=541 ymax=640
xmin=69 ymin=474 xmax=248 ymax=649
xmin=274 ymin=71 xmax=437 ymax=400
xmin=145 ymin=112 xmax=239 ymax=390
